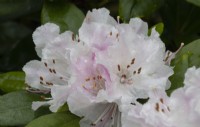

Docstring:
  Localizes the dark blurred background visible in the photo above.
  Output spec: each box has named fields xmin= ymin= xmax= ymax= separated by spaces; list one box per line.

xmin=1 ymin=0 xmax=200 ymax=73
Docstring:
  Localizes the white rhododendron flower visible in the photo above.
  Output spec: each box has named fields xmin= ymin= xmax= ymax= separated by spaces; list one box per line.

xmin=122 ymin=66 xmax=200 ymax=127
xmin=23 ymin=8 xmax=176 ymax=127
xmin=23 ymin=23 xmax=79 ymax=111
xmin=68 ymin=8 xmax=173 ymax=127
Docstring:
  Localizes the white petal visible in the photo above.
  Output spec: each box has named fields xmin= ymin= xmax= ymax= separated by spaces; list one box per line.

xmin=49 ymin=85 xmax=70 ymax=112
xmin=84 ymin=8 xmax=117 ymax=25
xmin=23 ymin=60 xmax=69 ymax=90
xmin=129 ymin=18 xmax=148 ymax=35
xmin=33 ymin=23 xmax=60 ymax=57
xmin=68 ymin=90 xmax=109 ymax=121
xmin=42 ymin=31 xmax=74 ymax=59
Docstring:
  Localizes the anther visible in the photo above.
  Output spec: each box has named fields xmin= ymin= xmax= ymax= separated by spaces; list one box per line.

xmin=52 ymin=69 xmax=56 ymax=74
xmin=44 ymin=62 xmax=48 ymax=67
xmin=127 ymin=65 xmax=130 ymax=68
xmin=49 ymin=68 xmax=52 ymax=73
xmin=116 ymin=33 xmax=119 ymax=38
xmin=155 ymin=103 xmax=159 ymax=112
xmin=160 ymin=98 xmax=164 ymax=104
xmin=130 ymin=102 xmax=136 ymax=105
xmin=110 ymin=32 xmax=112 ymax=36
xmin=117 ymin=64 xmax=121 ymax=71
xmin=53 ymin=59 xmax=55 ymax=64
xmin=131 ymin=58 xmax=135 ymax=64
xmin=138 ymin=67 xmax=142 ymax=74
xmin=85 ymin=78 xmax=90 ymax=81
xmin=40 ymin=76 xmax=43 ymax=81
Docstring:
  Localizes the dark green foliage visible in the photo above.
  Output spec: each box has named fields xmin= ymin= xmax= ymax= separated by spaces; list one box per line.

xmin=168 ymin=39 xmax=200 ymax=95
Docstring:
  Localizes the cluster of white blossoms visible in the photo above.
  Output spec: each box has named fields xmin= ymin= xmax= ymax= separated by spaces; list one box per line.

xmin=23 ymin=8 xmax=200 ymax=127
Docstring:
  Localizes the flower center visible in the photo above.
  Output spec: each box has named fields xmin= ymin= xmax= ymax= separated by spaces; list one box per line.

xmin=117 ymin=58 xmax=142 ymax=85
xmin=82 ymin=74 xmax=106 ymax=96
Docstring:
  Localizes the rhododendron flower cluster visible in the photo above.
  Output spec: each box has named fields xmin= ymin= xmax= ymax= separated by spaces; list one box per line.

xmin=23 ymin=8 xmax=200 ymax=127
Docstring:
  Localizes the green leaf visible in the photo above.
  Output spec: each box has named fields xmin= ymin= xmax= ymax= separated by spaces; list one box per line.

xmin=119 ymin=0 xmax=164 ymax=22
xmin=0 ymin=0 xmax=43 ymax=21
xmin=57 ymin=103 xmax=69 ymax=113
xmin=42 ymin=0 xmax=85 ymax=33
xmin=160 ymin=0 xmax=200 ymax=50
xmin=0 ymin=91 xmax=46 ymax=126
xmin=0 ymin=71 xmax=27 ymax=93
xmin=26 ymin=112 xmax=80 ymax=127
xmin=167 ymin=39 xmax=200 ymax=95
xmin=148 ymin=22 xmax=164 ymax=36
xmin=186 ymin=0 xmax=200 ymax=7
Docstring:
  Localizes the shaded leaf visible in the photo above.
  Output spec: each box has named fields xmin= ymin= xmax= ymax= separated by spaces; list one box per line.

xmin=26 ymin=112 xmax=80 ymax=127
xmin=0 ymin=34 xmax=39 ymax=72
xmin=119 ymin=0 xmax=164 ymax=22
xmin=186 ymin=0 xmax=200 ymax=7
xmin=0 ymin=91 xmax=49 ymax=126
xmin=0 ymin=22 xmax=31 ymax=56
xmin=161 ymin=0 xmax=200 ymax=50
xmin=0 ymin=0 xmax=43 ymax=21
xmin=167 ymin=39 xmax=200 ymax=95
xmin=0 ymin=71 xmax=26 ymax=93
xmin=42 ymin=0 xmax=85 ymax=33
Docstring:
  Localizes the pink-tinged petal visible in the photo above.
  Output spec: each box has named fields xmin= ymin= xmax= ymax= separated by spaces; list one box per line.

xmin=79 ymin=8 xmax=118 ymax=51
